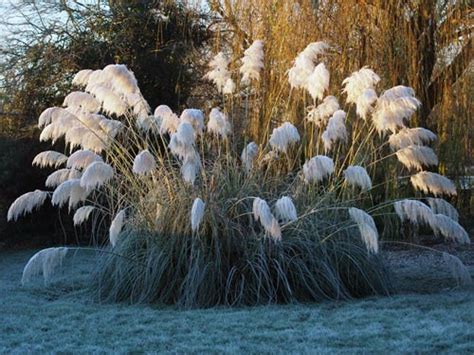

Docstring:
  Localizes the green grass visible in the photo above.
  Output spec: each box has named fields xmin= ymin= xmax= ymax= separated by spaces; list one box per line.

xmin=1 ymin=249 xmax=473 ymax=353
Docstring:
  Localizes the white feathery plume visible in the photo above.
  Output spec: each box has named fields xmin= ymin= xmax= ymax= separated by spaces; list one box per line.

xmin=306 ymin=96 xmax=340 ymax=127
xmin=72 ymin=69 xmax=93 ymax=87
xmin=288 ymin=41 xmax=329 ymax=89
xmin=51 ymin=179 xmax=89 ymax=210
xmin=303 ymin=155 xmax=335 ymax=183
xmin=21 ymin=247 xmax=68 ymax=286
xmin=394 ymin=199 xmax=434 ymax=226
xmin=168 ymin=122 xmax=196 ymax=159
xmin=131 ymin=95 xmax=151 ymax=120
xmin=442 ymin=253 xmax=472 ymax=286
xmin=109 ymin=209 xmax=126 ymax=247
xmin=388 ymin=127 xmax=437 ymax=150
xmin=204 ymin=52 xmax=232 ymax=93
xmin=132 ymin=150 xmax=156 ymax=175
xmin=103 ymin=64 xmax=139 ymax=95
xmin=180 ymin=109 xmax=205 ymax=134
xmin=45 ymin=168 xmax=81 ymax=188
xmin=38 ymin=107 xmax=63 ymax=128
xmin=426 ymin=197 xmax=459 ymax=222
xmin=207 ymin=107 xmax=232 ymax=139
xmin=7 ymin=190 xmax=49 ymax=221
xmin=191 ymin=198 xmax=205 ymax=232
xmin=66 ymin=150 xmax=103 ymax=170
xmin=65 ymin=126 xmax=90 ymax=151
xmin=73 ymin=206 xmax=95 ymax=226
xmin=274 ymin=196 xmax=297 ymax=222
xmin=32 ymin=151 xmax=68 ymax=169
xmin=63 ymin=91 xmax=101 ymax=113
xmin=268 ymin=122 xmax=300 ymax=153
xmin=348 ymin=208 xmax=379 ymax=254
xmin=410 ymin=171 xmax=457 ymax=196
xmin=307 ymin=63 xmax=330 ymax=101
xmin=356 ymin=88 xmax=378 ymax=120
xmin=240 ymin=40 xmax=264 ymax=85
xmin=223 ymin=78 xmax=236 ymax=95
xmin=99 ymin=119 xmax=124 ymax=139
xmin=253 ymin=197 xmax=282 ymax=241
xmin=372 ymin=85 xmax=421 ymax=134
xmin=85 ymin=69 xmax=106 ymax=87
xmin=342 ymin=67 xmax=380 ymax=104
xmin=80 ymin=161 xmax=114 ymax=190
xmin=395 ymin=145 xmax=438 ymax=171
xmin=39 ymin=110 xmax=79 ymax=143
xmin=241 ymin=142 xmax=259 ymax=172
xmin=80 ymin=131 xmax=107 ymax=154
xmin=321 ymin=110 xmax=347 ymax=152
xmin=430 ymin=214 xmax=470 ymax=244
xmin=343 ymin=165 xmax=372 ymax=191
xmin=88 ymin=84 xmax=128 ymax=117
xmin=156 ymin=105 xmax=180 ymax=135
xmin=181 ymin=152 xmax=201 ymax=185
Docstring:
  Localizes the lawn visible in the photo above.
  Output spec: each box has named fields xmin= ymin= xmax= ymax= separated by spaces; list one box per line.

xmin=1 ymin=248 xmax=473 ymax=353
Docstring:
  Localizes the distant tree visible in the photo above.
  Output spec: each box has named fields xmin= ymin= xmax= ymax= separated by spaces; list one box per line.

xmin=0 ymin=0 xmax=210 ymax=245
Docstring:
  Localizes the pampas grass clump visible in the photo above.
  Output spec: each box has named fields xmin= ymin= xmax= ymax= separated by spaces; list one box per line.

xmin=9 ymin=43 xmax=470 ymax=307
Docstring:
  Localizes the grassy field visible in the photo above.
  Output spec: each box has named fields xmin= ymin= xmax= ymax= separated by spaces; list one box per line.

xmin=1 ymin=248 xmax=473 ymax=353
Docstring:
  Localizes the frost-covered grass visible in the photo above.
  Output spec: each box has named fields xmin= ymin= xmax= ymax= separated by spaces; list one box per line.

xmin=1 ymin=249 xmax=473 ymax=353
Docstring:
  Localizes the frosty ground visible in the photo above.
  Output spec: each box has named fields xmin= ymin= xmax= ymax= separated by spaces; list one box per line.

xmin=1 ymin=246 xmax=473 ymax=353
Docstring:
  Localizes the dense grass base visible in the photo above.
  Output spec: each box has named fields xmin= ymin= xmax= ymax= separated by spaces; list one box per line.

xmin=94 ymin=227 xmax=391 ymax=307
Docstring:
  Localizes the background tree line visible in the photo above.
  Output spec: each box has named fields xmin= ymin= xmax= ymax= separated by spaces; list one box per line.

xmin=0 ymin=0 xmax=472 ymax=246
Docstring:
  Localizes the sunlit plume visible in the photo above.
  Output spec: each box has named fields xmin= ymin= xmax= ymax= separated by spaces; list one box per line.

xmin=410 ymin=171 xmax=457 ymax=196
xmin=322 ymin=110 xmax=347 ymax=152
xmin=7 ymin=190 xmax=49 ymax=222
xmin=45 ymin=168 xmax=82 ymax=188
xmin=307 ymin=63 xmax=330 ymax=101
xmin=356 ymin=88 xmax=378 ymax=120
xmin=51 ymin=179 xmax=90 ymax=210
xmin=73 ymin=206 xmax=95 ymax=226
xmin=388 ymin=127 xmax=437 ymax=150
xmin=103 ymin=64 xmax=139 ymax=95
xmin=80 ymin=161 xmax=114 ymax=191
xmin=306 ymin=96 xmax=340 ymax=127
xmin=395 ymin=145 xmax=438 ymax=171
xmin=109 ymin=209 xmax=126 ymax=247
xmin=204 ymin=52 xmax=232 ymax=93
xmin=72 ymin=69 xmax=93 ymax=87
xmin=288 ymin=41 xmax=329 ymax=90
xmin=343 ymin=165 xmax=372 ymax=191
xmin=426 ymin=197 xmax=459 ymax=222
xmin=63 ymin=91 xmax=101 ymax=113
xmin=240 ymin=40 xmax=264 ymax=85
xmin=155 ymin=105 xmax=180 ymax=135
xmin=253 ymin=197 xmax=282 ymax=241
xmin=191 ymin=198 xmax=205 ymax=232
xmin=207 ymin=108 xmax=232 ymax=139
xmin=32 ymin=151 xmax=68 ymax=169
xmin=372 ymin=85 xmax=421 ymax=134
xmin=132 ymin=150 xmax=156 ymax=175
xmin=87 ymin=84 xmax=128 ymax=117
xmin=342 ymin=67 xmax=380 ymax=104
xmin=241 ymin=142 xmax=259 ymax=172
xmin=349 ymin=208 xmax=379 ymax=254
xmin=394 ymin=199 xmax=434 ymax=226
xmin=223 ymin=78 xmax=236 ymax=95
xmin=274 ymin=196 xmax=297 ymax=223
xmin=430 ymin=214 xmax=470 ymax=244
xmin=302 ymin=155 xmax=334 ymax=183
xmin=66 ymin=150 xmax=103 ymax=170
xmin=268 ymin=122 xmax=300 ymax=153
xmin=180 ymin=109 xmax=205 ymax=134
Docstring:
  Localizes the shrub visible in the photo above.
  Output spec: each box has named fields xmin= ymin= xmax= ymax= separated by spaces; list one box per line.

xmin=8 ymin=40 xmax=470 ymax=307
